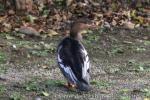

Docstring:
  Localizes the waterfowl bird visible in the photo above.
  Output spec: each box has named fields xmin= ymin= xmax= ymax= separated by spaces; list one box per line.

xmin=57 ymin=20 xmax=93 ymax=91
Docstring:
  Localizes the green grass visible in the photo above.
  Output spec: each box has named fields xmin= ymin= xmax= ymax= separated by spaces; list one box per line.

xmin=119 ymin=88 xmax=130 ymax=94
xmin=15 ymin=40 xmax=33 ymax=46
xmin=142 ymin=88 xmax=150 ymax=98
xmin=54 ymin=0 xmax=65 ymax=6
xmin=0 ymin=3 xmax=4 ymax=12
xmin=127 ymin=60 xmax=150 ymax=72
xmin=45 ymin=79 xmax=65 ymax=87
xmin=0 ymin=51 xmax=7 ymax=74
xmin=10 ymin=92 xmax=25 ymax=100
xmin=0 ymin=51 xmax=6 ymax=64
xmin=29 ymin=50 xmax=49 ymax=57
xmin=0 ymin=65 xmax=7 ymax=74
xmin=24 ymin=78 xmax=65 ymax=92
xmin=25 ymin=80 xmax=40 ymax=91
xmin=0 ymin=84 xmax=6 ymax=95
xmin=84 ymin=30 xmax=100 ymax=44
xmin=144 ymin=40 xmax=150 ymax=46
xmin=107 ymin=45 xmax=124 ymax=56
xmin=90 ymin=80 xmax=112 ymax=88
xmin=119 ymin=96 xmax=131 ymax=100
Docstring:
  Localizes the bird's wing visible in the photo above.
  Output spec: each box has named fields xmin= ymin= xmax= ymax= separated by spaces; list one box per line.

xmin=57 ymin=45 xmax=78 ymax=84
xmin=80 ymin=47 xmax=90 ymax=84
xmin=81 ymin=47 xmax=90 ymax=77
xmin=57 ymin=42 xmax=90 ymax=85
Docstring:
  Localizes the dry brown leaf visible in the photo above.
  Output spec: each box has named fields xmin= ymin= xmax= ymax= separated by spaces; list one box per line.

xmin=135 ymin=24 xmax=140 ymax=28
xmin=0 ymin=16 xmax=7 ymax=23
xmin=18 ymin=26 xmax=40 ymax=36
xmin=47 ymin=29 xmax=59 ymax=37
xmin=103 ymin=22 xmax=111 ymax=28
xmin=3 ymin=22 xmax=12 ymax=32
xmin=124 ymin=21 xmax=135 ymax=29
xmin=42 ymin=65 xmax=48 ymax=69
xmin=66 ymin=0 xmax=73 ymax=6
xmin=100 ymin=90 xmax=110 ymax=94
xmin=136 ymin=16 xmax=144 ymax=24
xmin=8 ymin=10 xmax=15 ymax=15
xmin=112 ymin=20 xmax=117 ymax=26
xmin=144 ymin=98 xmax=150 ymax=100
xmin=5 ymin=35 xmax=15 ymax=40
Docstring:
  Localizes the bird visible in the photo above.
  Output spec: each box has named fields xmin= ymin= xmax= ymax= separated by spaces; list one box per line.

xmin=57 ymin=19 xmax=94 ymax=91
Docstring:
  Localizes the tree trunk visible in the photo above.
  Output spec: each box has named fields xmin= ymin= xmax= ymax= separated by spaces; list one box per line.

xmin=4 ymin=0 xmax=33 ymax=12
xmin=15 ymin=0 xmax=33 ymax=11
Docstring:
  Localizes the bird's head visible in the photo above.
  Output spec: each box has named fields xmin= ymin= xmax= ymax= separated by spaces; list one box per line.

xmin=70 ymin=19 xmax=96 ymax=41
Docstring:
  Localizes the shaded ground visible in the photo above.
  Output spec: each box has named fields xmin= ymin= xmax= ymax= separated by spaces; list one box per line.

xmin=0 ymin=27 xmax=150 ymax=100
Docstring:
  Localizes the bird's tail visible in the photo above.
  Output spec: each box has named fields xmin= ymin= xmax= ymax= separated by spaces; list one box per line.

xmin=77 ymin=82 xmax=91 ymax=91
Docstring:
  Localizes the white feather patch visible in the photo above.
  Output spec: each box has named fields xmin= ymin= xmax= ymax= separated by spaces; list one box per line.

xmin=57 ymin=46 xmax=77 ymax=84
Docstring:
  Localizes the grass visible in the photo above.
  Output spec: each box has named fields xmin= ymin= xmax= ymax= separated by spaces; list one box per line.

xmin=14 ymin=40 xmax=34 ymax=48
xmin=90 ymin=80 xmax=112 ymax=88
xmin=117 ymin=88 xmax=131 ymax=99
xmin=142 ymin=88 xmax=150 ymax=98
xmin=119 ymin=88 xmax=130 ymax=94
xmin=108 ymin=46 xmax=124 ymax=55
xmin=0 ymin=51 xmax=7 ymax=74
xmin=45 ymin=79 xmax=65 ymax=87
xmin=0 ymin=65 xmax=7 ymax=74
xmin=29 ymin=50 xmax=49 ymax=57
xmin=119 ymin=96 xmax=131 ymax=100
xmin=0 ymin=27 xmax=149 ymax=99
xmin=13 ymin=40 xmax=56 ymax=57
xmin=0 ymin=3 xmax=4 ymax=12
xmin=0 ymin=84 xmax=6 ymax=95
xmin=10 ymin=92 xmax=25 ymax=100
xmin=144 ymin=40 xmax=150 ymax=46
xmin=24 ymin=79 xmax=65 ymax=92
xmin=127 ymin=60 xmax=150 ymax=72
xmin=84 ymin=30 xmax=100 ymax=44
xmin=25 ymin=80 xmax=41 ymax=91
xmin=48 ymin=58 xmax=56 ymax=66
xmin=0 ymin=51 xmax=6 ymax=64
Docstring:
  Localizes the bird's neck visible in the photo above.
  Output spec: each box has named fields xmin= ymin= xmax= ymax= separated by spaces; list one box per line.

xmin=70 ymin=32 xmax=82 ymax=42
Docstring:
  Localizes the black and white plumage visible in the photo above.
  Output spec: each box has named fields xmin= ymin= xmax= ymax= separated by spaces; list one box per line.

xmin=57 ymin=37 xmax=90 ymax=91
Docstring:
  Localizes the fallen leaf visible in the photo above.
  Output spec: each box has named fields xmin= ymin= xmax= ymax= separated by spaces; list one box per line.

xmin=144 ymin=98 xmax=150 ymax=100
xmin=100 ymin=90 xmax=110 ymax=94
xmin=130 ymin=10 xmax=136 ymax=18
xmin=124 ymin=21 xmax=135 ymax=29
xmin=136 ymin=16 xmax=144 ymax=24
xmin=89 ymin=0 xmax=99 ymax=6
xmin=35 ymin=97 xmax=42 ymax=100
xmin=42 ymin=65 xmax=48 ymax=69
xmin=42 ymin=91 xmax=49 ymax=96
xmin=27 ymin=15 xmax=37 ymax=23
xmin=0 ymin=16 xmax=7 ymax=23
xmin=18 ymin=26 xmax=40 ymax=37
xmin=112 ymin=20 xmax=117 ymax=26
xmin=47 ymin=29 xmax=59 ymax=37
xmin=135 ymin=24 xmax=140 ymax=28
xmin=66 ymin=0 xmax=73 ymax=6
xmin=103 ymin=22 xmax=111 ymax=28
xmin=123 ymin=41 xmax=133 ymax=44
xmin=12 ymin=44 xmax=17 ymax=49
xmin=8 ymin=10 xmax=15 ymax=15
xmin=5 ymin=35 xmax=15 ymax=40
xmin=3 ymin=22 xmax=12 ymax=32
xmin=38 ymin=3 xmax=45 ymax=11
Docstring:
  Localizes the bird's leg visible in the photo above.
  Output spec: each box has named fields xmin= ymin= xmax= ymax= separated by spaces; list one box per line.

xmin=68 ymin=82 xmax=76 ymax=88
xmin=65 ymin=82 xmax=76 ymax=89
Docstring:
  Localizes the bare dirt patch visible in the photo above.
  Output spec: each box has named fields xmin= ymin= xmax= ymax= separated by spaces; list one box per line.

xmin=0 ymin=27 xmax=150 ymax=100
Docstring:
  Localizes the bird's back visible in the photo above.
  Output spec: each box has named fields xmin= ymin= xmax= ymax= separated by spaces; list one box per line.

xmin=57 ymin=37 xmax=91 ymax=91
xmin=57 ymin=37 xmax=84 ymax=75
